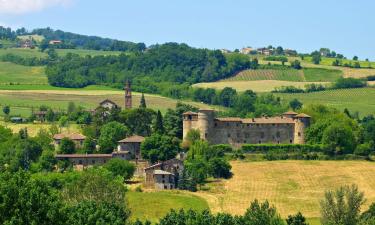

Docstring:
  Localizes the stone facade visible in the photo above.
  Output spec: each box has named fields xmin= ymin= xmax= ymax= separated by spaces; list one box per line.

xmin=183 ymin=109 xmax=311 ymax=148
xmin=117 ymin=135 xmax=145 ymax=160
xmin=144 ymin=158 xmax=184 ymax=190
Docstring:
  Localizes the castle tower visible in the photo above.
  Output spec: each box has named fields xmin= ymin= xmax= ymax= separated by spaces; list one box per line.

xmin=125 ymin=80 xmax=132 ymax=109
xmin=197 ymin=109 xmax=215 ymax=141
xmin=293 ymin=113 xmax=311 ymax=144
xmin=182 ymin=111 xmax=198 ymax=140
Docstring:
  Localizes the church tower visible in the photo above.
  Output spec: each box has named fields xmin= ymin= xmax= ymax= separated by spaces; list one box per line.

xmin=125 ymin=80 xmax=132 ymax=109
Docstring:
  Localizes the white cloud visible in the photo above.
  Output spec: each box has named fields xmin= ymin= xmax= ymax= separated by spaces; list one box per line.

xmin=0 ymin=0 xmax=72 ymax=14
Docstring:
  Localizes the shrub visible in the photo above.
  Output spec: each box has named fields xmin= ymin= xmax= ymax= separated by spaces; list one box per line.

xmin=333 ymin=77 xmax=367 ymax=89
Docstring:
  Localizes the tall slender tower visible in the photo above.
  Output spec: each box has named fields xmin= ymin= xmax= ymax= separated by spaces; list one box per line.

xmin=125 ymin=80 xmax=132 ymax=109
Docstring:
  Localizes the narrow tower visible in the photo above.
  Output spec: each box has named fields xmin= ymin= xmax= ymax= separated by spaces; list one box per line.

xmin=125 ymin=80 xmax=132 ymax=109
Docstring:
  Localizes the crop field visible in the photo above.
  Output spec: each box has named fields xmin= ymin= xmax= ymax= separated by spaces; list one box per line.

xmin=196 ymin=161 xmax=375 ymax=220
xmin=0 ymin=89 xmax=219 ymax=115
xmin=225 ymin=68 xmax=342 ymax=83
xmin=193 ymin=80 xmax=329 ymax=92
xmin=0 ymin=48 xmax=121 ymax=58
xmin=276 ymin=87 xmax=375 ymax=116
xmin=0 ymin=62 xmax=47 ymax=84
xmin=127 ymin=191 xmax=209 ymax=223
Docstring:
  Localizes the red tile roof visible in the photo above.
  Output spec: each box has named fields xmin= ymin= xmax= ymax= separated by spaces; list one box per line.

xmin=295 ymin=113 xmax=311 ymax=118
xmin=118 ymin=135 xmax=145 ymax=143
xmin=283 ymin=111 xmax=298 ymax=115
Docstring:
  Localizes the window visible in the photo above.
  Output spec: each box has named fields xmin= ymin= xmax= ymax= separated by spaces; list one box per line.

xmin=162 ymin=180 xmax=165 ymax=183
xmin=164 ymin=185 xmax=167 ymax=189
xmin=214 ymin=123 xmax=217 ymax=127
xmin=205 ymin=133 xmax=208 ymax=138
xmin=259 ymin=140 xmax=262 ymax=144
xmin=227 ymin=133 xmax=231 ymax=138
xmin=79 ymin=160 xmax=82 ymax=164
xmin=92 ymin=160 xmax=95 ymax=164
xmin=290 ymin=139 xmax=293 ymax=143
xmin=162 ymin=175 xmax=165 ymax=179
xmin=260 ymin=132 xmax=265 ymax=139
xmin=276 ymin=131 xmax=281 ymax=138
xmin=298 ymin=132 xmax=301 ymax=137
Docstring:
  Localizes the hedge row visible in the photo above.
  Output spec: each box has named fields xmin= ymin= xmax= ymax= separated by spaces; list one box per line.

xmin=241 ymin=144 xmax=323 ymax=153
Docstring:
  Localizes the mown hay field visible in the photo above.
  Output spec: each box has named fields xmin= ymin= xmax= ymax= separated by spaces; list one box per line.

xmin=193 ymin=80 xmax=329 ymax=92
xmin=275 ymin=87 xmax=375 ymax=116
xmin=196 ymin=161 xmax=375 ymax=219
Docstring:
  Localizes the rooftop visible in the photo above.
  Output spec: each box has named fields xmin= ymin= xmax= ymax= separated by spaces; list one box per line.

xmin=118 ymin=135 xmax=145 ymax=143
xmin=99 ymin=99 xmax=118 ymax=106
xmin=154 ymin=170 xmax=173 ymax=175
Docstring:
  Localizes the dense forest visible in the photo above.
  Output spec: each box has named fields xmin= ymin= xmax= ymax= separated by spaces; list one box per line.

xmin=46 ymin=43 xmax=253 ymax=91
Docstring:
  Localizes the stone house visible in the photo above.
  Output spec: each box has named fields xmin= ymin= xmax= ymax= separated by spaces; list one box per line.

xmin=117 ymin=135 xmax=145 ymax=160
xmin=55 ymin=151 xmax=130 ymax=170
xmin=144 ymin=158 xmax=184 ymax=190
xmin=53 ymin=133 xmax=86 ymax=149
xmin=99 ymin=99 xmax=119 ymax=110
xmin=183 ymin=109 xmax=311 ymax=148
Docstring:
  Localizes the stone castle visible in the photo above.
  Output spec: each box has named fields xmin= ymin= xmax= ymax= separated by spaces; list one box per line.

xmin=183 ymin=109 xmax=311 ymax=147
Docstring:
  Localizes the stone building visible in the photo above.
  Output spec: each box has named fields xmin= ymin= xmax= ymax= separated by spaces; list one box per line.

xmin=55 ymin=151 xmax=131 ymax=170
xmin=117 ymin=135 xmax=145 ymax=160
xmin=183 ymin=109 xmax=311 ymax=147
xmin=144 ymin=158 xmax=184 ymax=190
xmin=53 ymin=133 xmax=86 ymax=149
xmin=99 ymin=99 xmax=119 ymax=110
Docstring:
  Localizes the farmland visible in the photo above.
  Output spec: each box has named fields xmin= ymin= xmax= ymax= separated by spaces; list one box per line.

xmin=0 ymin=61 xmax=47 ymax=84
xmin=193 ymin=80 xmax=329 ymax=92
xmin=196 ymin=161 xmax=375 ymax=220
xmin=303 ymin=56 xmax=375 ymax=68
xmin=226 ymin=68 xmax=342 ymax=82
xmin=127 ymin=191 xmax=209 ymax=223
xmin=275 ymin=87 xmax=375 ymax=116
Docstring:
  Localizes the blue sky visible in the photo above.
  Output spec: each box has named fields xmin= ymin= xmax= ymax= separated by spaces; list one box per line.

xmin=1 ymin=0 xmax=374 ymax=60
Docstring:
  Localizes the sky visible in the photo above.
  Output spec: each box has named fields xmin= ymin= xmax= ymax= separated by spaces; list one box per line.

xmin=0 ymin=0 xmax=374 ymax=60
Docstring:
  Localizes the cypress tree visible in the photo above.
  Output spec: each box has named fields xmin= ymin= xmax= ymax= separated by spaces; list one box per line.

xmin=139 ymin=93 xmax=147 ymax=108
xmin=154 ymin=110 xmax=165 ymax=134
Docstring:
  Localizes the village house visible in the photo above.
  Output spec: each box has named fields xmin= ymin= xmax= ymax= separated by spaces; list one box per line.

xmin=53 ymin=133 xmax=86 ymax=149
xmin=117 ymin=135 xmax=145 ymax=160
xmin=20 ymin=39 xmax=34 ymax=48
xmin=257 ymin=47 xmax=273 ymax=55
xmin=49 ymin=40 xmax=62 ymax=45
xmin=220 ymin=49 xmax=231 ymax=54
xmin=55 ymin=150 xmax=130 ymax=170
xmin=144 ymin=158 xmax=184 ymax=190
xmin=99 ymin=99 xmax=119 ymax=110
xmin=240 ymin=47 xmax=253 ymax=55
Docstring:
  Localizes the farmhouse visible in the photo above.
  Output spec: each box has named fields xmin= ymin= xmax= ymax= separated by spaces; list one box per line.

xmin=49 ymin=40 xmax=62 ymax=45
xmin=117 ymin=135 xmax=145 ymax=160
xmin=55 ymin=150 xmax=131 ymax=170
xmin=183 ymin=109 xmax=311 ymax=148
xmin=53 ymin=133 xmax=86 ymax=149
xmin=99 ymin=99 xmax=119 ymax=110
xmin=144 ymin=158 xmax=184 ymax=190
xmin=240 ymin=47 xmax=253 ymax=55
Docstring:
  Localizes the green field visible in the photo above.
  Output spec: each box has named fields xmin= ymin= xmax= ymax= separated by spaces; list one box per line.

xmin=0 ymin=62 xmax=47 ymax=84
xmin=226 ymin=68 xmax=342 ymax=82
xmin=0 ymin=48 xmax=121 ymax=58
xmin=276 ymin=87 xmax=375 ymax=116
xmin=17 ymin=34 xmax=45 ymax=42
xmin=303 ymin=56 xmax=375 ymax=68
xmin=127 ymin=191 xmax=209 ymax=223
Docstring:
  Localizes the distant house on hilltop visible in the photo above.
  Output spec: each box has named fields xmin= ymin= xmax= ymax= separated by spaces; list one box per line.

xmin=240 ymin=47 xmax=253 ymax=55
xmin=49 ymin=40 xmax=62 ymax=45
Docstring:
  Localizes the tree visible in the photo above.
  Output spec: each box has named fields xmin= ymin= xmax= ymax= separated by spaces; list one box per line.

xmin=289 ymin=99 xmax=303 ymax=110
xmin=353 ymin=56 xmax=359 ymax=61
xmin=322 ymin=123 xmax=356 ymax=155
xmin=243 ymin=200 xmax=285 ymax=225
xmin=120 ymin=108 xmax=155 ymax=136
xmin=2 ymin=105 xmax=10 ymax=115
xmin=311 ymin=51 xmax=321 ymax=65
xmin=47 ymin=48 xmax=58 ymax=61
xmin=320 ymin=185 xmax=365 ymax=225
xmin=59 ymin=116 xmax=69 ymax=127
xmin=19 ymin=128 xmax=28 ymax=139
xmin=184 ymin=158 xmax=208 ymax=187
xmin=164 ymin=103 xmax=198 ymax=138
xmin=82 ymin=137 xmax=96 ymax=154
xmin=183 ymin=129 xmax=201 ymax=148
xmin=104 ymin=158 xmax=136 ymax=180
xmin=219 ymin=87 xmax=237 ymax=107
xmin=141 ymin=134 xmax=181 ymax=163
xmin=291 ymin=60 xmax=302 ymax=70
xmin=46 ymin=109 xmax=55 ymax=122
xmin=140 ymin=93 xmax=147 ymax=108
xmin=67 ymin=102 xmax=76 ymax=114
xmin=33 ymin=150 xmax=57 ymax=172
xmin=208 ymin=157 xmax=232 ymax=179
xmin=59 ymin=137 xmax=76 ymax=154
xmin=286 ymin=212 xmax=308 ymax=225
xmin=234 ymin=90 xmax=257 ymax=116
xmin=0 ymin=171 xmax=67 ymax=225
xmin=66 ymin=201 xmax=129 ymax=225
xmin=154 ymin=110 xmax=165 ymax=134
xmin=98 ymin=121 xmax=129 ymax=153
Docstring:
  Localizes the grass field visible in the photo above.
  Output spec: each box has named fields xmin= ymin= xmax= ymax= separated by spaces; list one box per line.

xmin=196 ymin=161 xmax=375 ymax=220
xmin=0 ymin=89 xmax=220 ymax=115
xmin=303 ymin=56 xmax=375 ymax=68
xmin=17 ymin=35 xmax=45 ymax=42
xmin=227 ymin=68 xmax=342 ymax=82
xmin=276 ymin=87 xmax=375 ymax=116
xmin=0 ymin=62 xmax=47 ymax=84
xmin=0 ymin=48 xmax=121 ymax=58
xmin=127 ymin=191 xmax=209 ymax=223
xmin=193 ymin=80 xmax=329 ymax=92
xmin=0 ymin=121 xmax=81 ymax=137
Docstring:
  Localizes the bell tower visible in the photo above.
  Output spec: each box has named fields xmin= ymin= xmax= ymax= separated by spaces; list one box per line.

xmin=125 ymin=80 xmax=132 ymax=109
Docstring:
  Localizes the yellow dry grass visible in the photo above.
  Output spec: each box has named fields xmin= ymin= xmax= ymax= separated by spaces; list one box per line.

xmin=196 ymin=161 xmax=375 ymax=218
xmin=0 ymin=121 xmax=81 ymax=137
xmin=193 ymin=80 xmax=329 ymax=92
